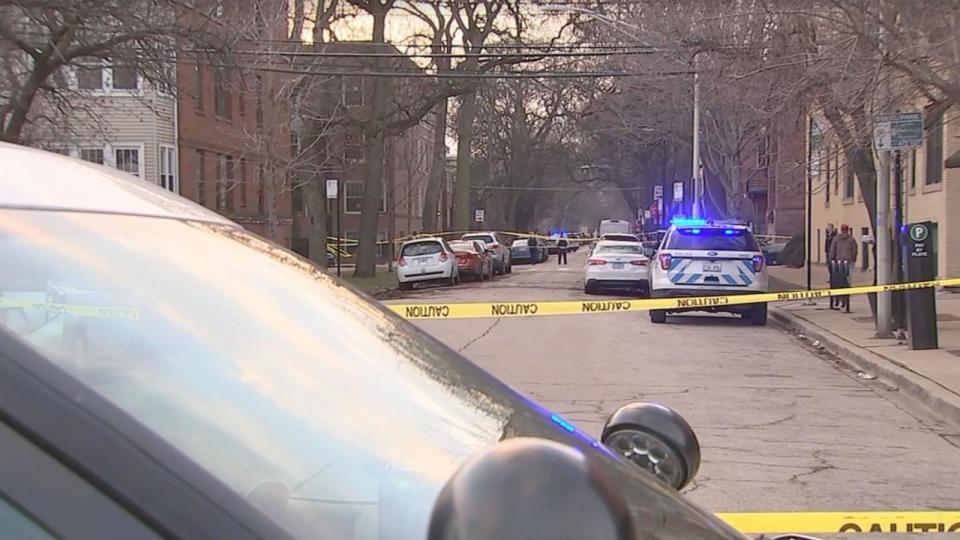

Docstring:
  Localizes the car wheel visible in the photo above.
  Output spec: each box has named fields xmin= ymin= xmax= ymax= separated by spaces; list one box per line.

xmin=749 ymin=303 xmax=768 ymax=326
xmin=650 ymin=309 xmax=667 ymax=324
xmin=584 ymin=283 xmax=595 ymax=295
xmin=398 ymin=281 xmax=412 ymax=291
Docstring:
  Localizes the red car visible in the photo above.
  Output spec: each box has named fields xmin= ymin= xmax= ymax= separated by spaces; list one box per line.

xmin=449 ymin=240 xmax=493 ymax=281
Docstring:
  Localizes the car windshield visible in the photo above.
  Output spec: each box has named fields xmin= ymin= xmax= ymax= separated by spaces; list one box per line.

xmin=602 ymin=235 xmax=637 ymax=242
xmin=448 ymin=241 xmax=476 ymax=252
xmin=462 ymin=234 xmax=495 ymax=245
xmin=666 ymin=228 xmax=758 ymax=252
xmin=402 ymin=241 xmax=442 ymax=256
xmin=0 ymin=209 xmax=577 ymax=540
xmin=596 ymin=244 xmax=643 ymax=254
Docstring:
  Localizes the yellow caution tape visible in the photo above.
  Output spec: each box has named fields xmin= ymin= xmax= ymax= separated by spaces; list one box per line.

xmin=388 ymin=278 xmax=960 ymax=320
xmin=717 ymin=510 xmax=960 ymax=534
xmin=0 ymin=297 xmax=140 ymax=320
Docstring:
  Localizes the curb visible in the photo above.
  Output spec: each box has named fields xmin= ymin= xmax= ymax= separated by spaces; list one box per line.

xmin=769 ymin=307 xmax=960 ymax=425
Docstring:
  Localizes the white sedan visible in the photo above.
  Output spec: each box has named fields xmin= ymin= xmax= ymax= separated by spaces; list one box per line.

xmin=584 ymin=241 xmax=650 ymax=295
xmin=396 ymin=238 xmax=460 ymax=290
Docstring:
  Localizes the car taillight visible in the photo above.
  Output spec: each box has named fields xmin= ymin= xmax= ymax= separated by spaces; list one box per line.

xmin=630 ymin=260 xmax=647 ymax=266
xmin=588 ymin=259 xmax=607 ymax=265
xmin=398 ymin=256 xmax=407 ymax=267
xmin=659 ymin=253 xmax=672 ymax=269
xmin=753 ymin=255 xmax=765 ymax=272
xmin=439 ymin=251 xmax=448 ymax=262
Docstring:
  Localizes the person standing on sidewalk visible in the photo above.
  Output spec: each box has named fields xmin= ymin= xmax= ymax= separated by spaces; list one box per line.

xmin=828 ymin=224 xmax=858 ymax=311
xmin=557 ymin=236 xmax=569 ymax=265
xmin=825 ymin=223 xmax=837 ymax=264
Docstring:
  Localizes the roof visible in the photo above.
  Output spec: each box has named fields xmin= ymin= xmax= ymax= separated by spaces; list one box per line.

xmin=595 ymin=240 xmax=642 ymax=246
xmin=0 ymin=143 xmax=233 ymax=224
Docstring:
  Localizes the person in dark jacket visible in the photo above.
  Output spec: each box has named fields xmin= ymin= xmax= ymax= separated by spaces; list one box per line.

xmin=828 ymin=224 xmax=858 ymax=312
xmin=557 ymin=236 xmax=569 ymax=265
xmin=824 ymin=223 xmax=837 ymax=262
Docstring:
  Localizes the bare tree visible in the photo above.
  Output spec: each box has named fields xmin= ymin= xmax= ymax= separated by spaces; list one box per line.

xmin=0 ymin=0 xmax=225 ymax=143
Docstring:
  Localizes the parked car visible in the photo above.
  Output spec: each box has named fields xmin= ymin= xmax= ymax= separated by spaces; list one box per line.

xmin=462 ymin=232 xmax=512 ymax=274
xmin=397 ymin=237 xmax=460 ymax=290
xmin=545 ymin=238 xmax=559 ymax=255
xmin=584 ymin=241 xmax=651 ymax=295
xmin=449 ymin=240 xmax=493 ymax=281
xmin=0 ymin=142 xmax=753 ymax=540
xmin=761 ymin=242 xmax=787 ymax=266
xmin=536 ymin=238 xmax=551 ymax=262
xmin=510 ymin=237 xmax=542 ymax=264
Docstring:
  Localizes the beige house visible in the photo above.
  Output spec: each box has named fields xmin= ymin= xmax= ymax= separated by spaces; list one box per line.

xmin=808 ymin=105 xmax=959 ymax=278
xmin=34 ymin=60 xmax=178 ymax=194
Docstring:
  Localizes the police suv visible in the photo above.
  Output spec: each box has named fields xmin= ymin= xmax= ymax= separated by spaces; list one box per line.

xmin=649 ymin=219 xmax=769 ymax=325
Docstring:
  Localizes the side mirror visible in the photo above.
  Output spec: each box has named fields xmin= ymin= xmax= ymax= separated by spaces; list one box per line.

xmin=601 ymin=402 xmax=700 ymax=490
xmin=428 ymin=438 xmax=634 ymax=540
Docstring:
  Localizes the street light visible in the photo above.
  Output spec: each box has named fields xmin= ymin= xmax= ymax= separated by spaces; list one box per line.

xmin=542 ymin=5 xmax=703 ymax=217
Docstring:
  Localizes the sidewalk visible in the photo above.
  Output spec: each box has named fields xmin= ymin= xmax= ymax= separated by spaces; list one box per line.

xmin=769 ymin=265 xmax=960 ymax=423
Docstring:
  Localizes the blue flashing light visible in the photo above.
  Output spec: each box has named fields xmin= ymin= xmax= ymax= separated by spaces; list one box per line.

xmin=900 ymin=225 xmax=908 ymax=234
xmin=690 ymin=228 xmax=701 ymax=234
xmin=724 ymin=229 xmax=735 ymax=235
xmin=670 ymin=218 xmax=707 ymax=227
xmin=550 ymin=414 xmax=577 ymax=433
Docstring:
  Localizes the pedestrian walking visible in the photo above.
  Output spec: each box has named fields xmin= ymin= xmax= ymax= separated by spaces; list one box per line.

xmin=828 ymin=224 xmax=858 ymax=311
xmin=557 ymin=236 xmax=569 ymax=265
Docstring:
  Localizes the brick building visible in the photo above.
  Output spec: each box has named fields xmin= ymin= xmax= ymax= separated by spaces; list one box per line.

xmin=176 ymin=0 xmax=295 ymax=247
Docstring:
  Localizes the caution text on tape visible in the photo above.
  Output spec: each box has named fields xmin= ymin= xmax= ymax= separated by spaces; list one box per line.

xmin=388 ymin=278 xmax=960 ymax=320
xmin=0 ymin=297 xmax=141 ymax=320
xmin=716 ymin=510 xmax=960 ymax=534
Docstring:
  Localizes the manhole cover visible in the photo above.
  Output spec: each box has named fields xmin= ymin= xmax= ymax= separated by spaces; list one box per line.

xmin=937 ymin=313 xmax=960 ymax=322
xmin=948 ymin=350 xmax=960 ymax=358
xmin=852 ymin=316 xmax=874 ymax=323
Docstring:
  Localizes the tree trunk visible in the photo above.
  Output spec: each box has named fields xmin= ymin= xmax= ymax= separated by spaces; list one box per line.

xmin=354 ymin=9 xmax=389 ymax=278
xmin=264 ymin=163 xmax=280 ymax=242
xmin=422 ymin=99 xmax=448 ymax=232
xmin=453 ymin=89 xmax=478 ymax=231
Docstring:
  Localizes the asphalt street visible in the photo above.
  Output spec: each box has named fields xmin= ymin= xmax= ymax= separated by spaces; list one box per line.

xmin=390 ymin=249 xmax=960 ymax=539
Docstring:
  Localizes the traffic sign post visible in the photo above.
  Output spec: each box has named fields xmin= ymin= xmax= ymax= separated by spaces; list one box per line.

xmin=874 ymin=111 xmax=924 ymax=150
xmin=904 ymin=222 xmax=938 ymax=350
xmin=654 ymin=185 xmax=663 ymax=200
xmin=474 ymin=209 xmax=485 ymax=226
xmin=326 ymin=178 xmax=341 ymax=277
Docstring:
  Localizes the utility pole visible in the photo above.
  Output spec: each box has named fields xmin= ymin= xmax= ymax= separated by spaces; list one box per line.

xmin=876 ymin=150 xmax=893 ymax=337
xmin=691 ymin=53 xmax=702 ymax=218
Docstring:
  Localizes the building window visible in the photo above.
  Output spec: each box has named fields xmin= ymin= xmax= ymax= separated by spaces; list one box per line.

xmin=111 ymin=64 xmax=139 ymax=90
xmin=255 ymin=75 xmax=264 ymax=128
xmin=214 ymin=67 xmax=232 ymax=120
xmin=196 ymin=150 xmax=207 ymax=207
xmin=225 ymin=155 xmax=235 ymax=212
xmin=925 ymin=109 xmax=944 ymax=185
xmin=194 ymin=65 xmax=205 ymax=111
xmin=344 ymin=180 xmax=385 ymax=214
xmin=239 ymin=159 xmax=248 ymax=208
xmin=216 ymin=154 xmax=228 ymax=211
xmin=757 ymin=132 xmax=770 ymax=168
xmin=843 ymin=171 xmax=855 ymax=200
xmin=79 ymin=147 xmax=104 ymax=164
xmin=77 ymin=58 xmax=104 ymax=90
xmin=257 ymin=164 xmax=265 ymax=214
xmin=293 ymin=186 xmax=304 ymax=213
xmin=377 ymin=231 xmax=388 ymax=258
xmin=344 ymin=180 xmax=364 ymax=213
xmin=159 ymin=145 xmax=177 ymax=192
xmin=344 ymin=131 xmax=365 ymax=163
xmin=344 ymin=76 xmax=364 ymax=106
xmin=114 ymin=147 xmax=141 ymax=177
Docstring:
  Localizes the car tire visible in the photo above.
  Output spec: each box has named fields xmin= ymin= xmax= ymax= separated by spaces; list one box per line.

xmin=398 ymin=281 xmax=412 ymax=291
xmin=749 ymin=303 xmax=768 ymax=326
xmin=584 ymin=283 xmax=595 ymax=295
xmin=650 ymin=309 xmax=667 ymax=324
